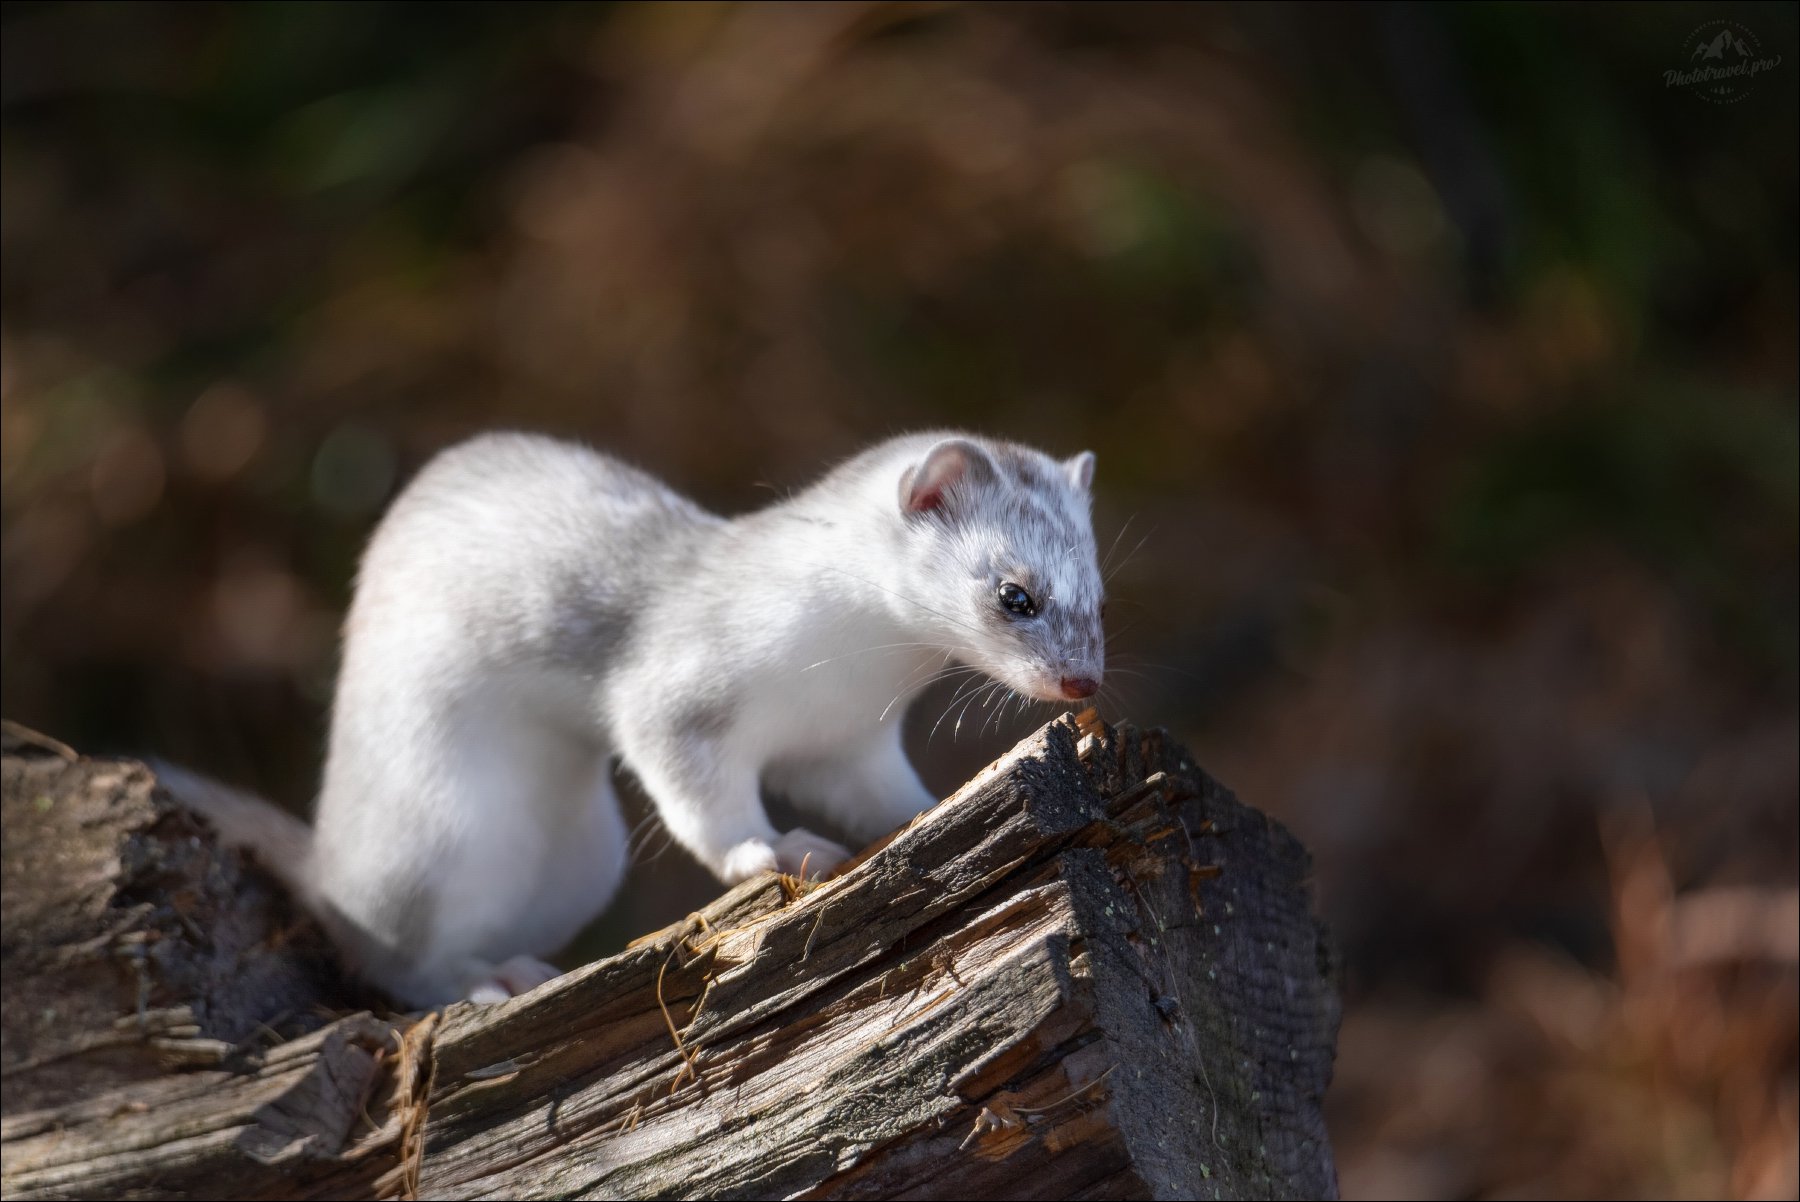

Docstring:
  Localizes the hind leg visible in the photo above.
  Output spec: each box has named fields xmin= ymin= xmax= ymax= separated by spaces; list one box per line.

xmin=464 ymin=955 xmax=566 ymax=1005
xmin=511 ymin=758 xmax=631 ymax=960
xmin=314 ymin=715 xmax=629 ymax=1007
xmin=443 ymin=750 xmax=630 ymax=1003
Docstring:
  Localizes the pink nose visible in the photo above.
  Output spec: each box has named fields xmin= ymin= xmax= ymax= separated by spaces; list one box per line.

xmin=1060 ymin=676 xmax=1099 ymax=700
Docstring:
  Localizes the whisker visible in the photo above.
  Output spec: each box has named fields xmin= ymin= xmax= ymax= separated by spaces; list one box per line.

xmin=812 ymin=563 xmax=990 ymax=640
xmin=1103 ymin=528 xmax=1155 ymax=586
xmin=641 ymin=827 xmax=677 ymax=864
xmin=948 ymin=680 xmax=994 ymax=742
xmin=1101 ymin=514 xmax=1138 ymax=575
xmin=627 ymin=809 xmax=673 ymax=864
xmin=1094 ymin=677 xmax=1146 ymax=716
xmin=953 ymin=680 xmax=1003 ymax=741
xmin=930 ymin=673 xmax=996 ymax=744
xmin=887 ymin=651 xmax=961 ymax=700
xmin=984 ymin=688 xmax=1022 ymax=738
xmin=1103 ymin=656 xmax=1209 ymax=685
xmin=1103 ymin=621 xmax=1139 ymax=644
xmin=800 ymin=641 xmax=964 ymax=673
xmin=881 ymin=660 xmax=981 ymax=723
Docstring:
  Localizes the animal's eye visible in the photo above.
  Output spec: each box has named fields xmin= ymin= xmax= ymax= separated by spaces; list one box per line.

xmin=997 ymin=582 xmax=1036 ymax=617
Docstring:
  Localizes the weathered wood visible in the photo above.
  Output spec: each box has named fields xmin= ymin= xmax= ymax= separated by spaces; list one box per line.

xmin=0 ymin=722 xmax=355 ymax=1118
xmin=0 ymin=712 xmax=1339 ymax=1200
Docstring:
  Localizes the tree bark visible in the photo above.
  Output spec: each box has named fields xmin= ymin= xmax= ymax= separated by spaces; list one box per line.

xmin=0 ymin=711 xmax=1339 ymax=1200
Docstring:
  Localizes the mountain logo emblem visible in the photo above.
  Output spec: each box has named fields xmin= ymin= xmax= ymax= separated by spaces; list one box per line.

xmin=1691 ymin=29 xmax=1753 ymax=61
xmin=1666 ymin=21 xmax=1781 ymax=105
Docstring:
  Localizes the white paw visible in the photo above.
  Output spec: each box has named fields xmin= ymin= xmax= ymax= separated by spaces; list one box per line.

xmin=496 ymin=954 xmax=563 ymax=993
xmin=719 ymin=838 xmax=781 ymax=883
xmin=773 ymin=829 xmax=850 ymax=879
xmin=466 ymin=980 xmax=512 ymax=1005
xmin=464 ymin=954 xmax=562 ymax=1004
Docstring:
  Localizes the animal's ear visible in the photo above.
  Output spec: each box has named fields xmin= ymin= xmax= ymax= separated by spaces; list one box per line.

xmin=1064 ymin=450 xmax=1096 ymax=492
xmin=900 ymin=438 xmax=990 ymax=515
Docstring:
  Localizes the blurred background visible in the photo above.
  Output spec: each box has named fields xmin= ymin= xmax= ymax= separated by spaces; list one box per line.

xmin=2 ymin=3 xmax=1794 ymax=1196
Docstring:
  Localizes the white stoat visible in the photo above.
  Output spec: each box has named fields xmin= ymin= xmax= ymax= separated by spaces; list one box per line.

xmin=167 ymin=431 xmax=1106 ymax=1006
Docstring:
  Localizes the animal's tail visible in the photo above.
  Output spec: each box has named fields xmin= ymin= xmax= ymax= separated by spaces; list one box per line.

xmin=152 ymin=761 xmax=316 ymax=904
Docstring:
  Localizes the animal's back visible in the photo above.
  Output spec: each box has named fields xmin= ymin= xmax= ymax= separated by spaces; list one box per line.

xmin=345 ymin=432 xmax=717 ymax=667
xmin=309 ymin=434 xmax=717 ymax=1000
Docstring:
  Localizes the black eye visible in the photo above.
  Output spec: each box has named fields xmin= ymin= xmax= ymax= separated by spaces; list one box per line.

xmin=997 ymin=582 xmax=1036 ymax=617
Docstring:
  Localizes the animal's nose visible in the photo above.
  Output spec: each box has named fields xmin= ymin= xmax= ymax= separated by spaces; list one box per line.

xmin=1059 ymin=676 xmax=1099 ymax=700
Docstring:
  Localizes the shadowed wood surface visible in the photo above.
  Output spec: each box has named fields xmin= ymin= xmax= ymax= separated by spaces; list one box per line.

xmin=0 ymin=712 xmax=1339 ymax=1200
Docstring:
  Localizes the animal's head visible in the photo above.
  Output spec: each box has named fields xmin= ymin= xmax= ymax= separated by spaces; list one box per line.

xmin=893 ymin=436 xmax=1105 ymax=703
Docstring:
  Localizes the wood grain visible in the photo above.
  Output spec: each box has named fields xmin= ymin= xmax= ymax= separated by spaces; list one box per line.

xmin=0 ymin=712 xmax=1339 ymax=1200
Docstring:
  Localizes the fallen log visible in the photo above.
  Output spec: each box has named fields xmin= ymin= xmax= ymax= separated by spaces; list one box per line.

xmin=0 ymin=711 xmax=1339 ymax=1200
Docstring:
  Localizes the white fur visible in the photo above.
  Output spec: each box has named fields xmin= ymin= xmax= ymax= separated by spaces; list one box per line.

xmin=177 ymin=431 xmax=1104 ymax=1007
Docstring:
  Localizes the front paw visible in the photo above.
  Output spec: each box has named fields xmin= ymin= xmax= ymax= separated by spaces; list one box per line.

xmin=716 ymin=829 xmax=850 ymax=884
xmin=773 ymin=828 xmax=850 ymax=879
xmin=719 ymin=838 xmax=781 ymax=883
